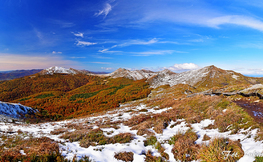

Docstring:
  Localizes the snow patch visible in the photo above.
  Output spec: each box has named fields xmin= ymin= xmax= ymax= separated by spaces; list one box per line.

xmin=41 ymin=66 xmax=77 ymax=75
xmin=0 ymin=101 xmax=37 ymax=119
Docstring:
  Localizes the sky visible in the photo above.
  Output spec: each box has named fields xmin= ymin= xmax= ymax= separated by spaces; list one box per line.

xmin=2 ymin=0 xmax=263 ymax=75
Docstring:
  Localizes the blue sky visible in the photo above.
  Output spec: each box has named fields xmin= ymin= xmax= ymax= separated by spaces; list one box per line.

xmin=2 ymin=0 xmax=263 ymax=75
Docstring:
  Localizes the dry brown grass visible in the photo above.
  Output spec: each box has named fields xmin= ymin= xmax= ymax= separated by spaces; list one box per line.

xmin=50 ymin=127 xmax=68 ymax=135
xmin=145 ymin=150 xmax=166 ymax=162
xmin=114 ymin=151 xmax=134 ymax=162
xmin=124 ymin=114 xmax=151 ymax=127
xmin=137 ymin=128 xmax=155 ymax=136
xmin=60 ymin=129 xmax=88 ymax=142
xmin=198 ymin=137 xmax=244 ymax=161
xmin=202 ymin=134 xmax=211 ymax=141
xmin=0 ymin=136 xmax=62 ymax=161
xmin=170 ymin=129 xmax=199 ymax=161
xmin=77 ymin=128 xmax=135 ymax=148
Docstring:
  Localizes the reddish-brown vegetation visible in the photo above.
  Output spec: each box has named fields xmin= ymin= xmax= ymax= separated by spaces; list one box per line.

xmin=0 ymin=75 xmax=151 ymax=120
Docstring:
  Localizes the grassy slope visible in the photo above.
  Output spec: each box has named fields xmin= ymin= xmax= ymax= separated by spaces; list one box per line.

xmin=1 ymin=84 xmax=263 ymax=161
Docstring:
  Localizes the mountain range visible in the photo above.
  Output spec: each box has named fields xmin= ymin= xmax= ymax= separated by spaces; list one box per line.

xmin=2 ymin=65 xmax=263 ymax=161
xmin=1 ymin=65 xmax=263 ymax=120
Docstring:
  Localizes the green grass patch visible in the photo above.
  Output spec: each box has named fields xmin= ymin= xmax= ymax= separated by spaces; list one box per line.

xmin=35 ymin=93 xmax=54 ymax=99
xmin=19 ymin=97 xmax=31 ymax=101
xmin=70 ymin=84 xmax=131 ymax=101
xmin=144 ymin=136 xmax=157 ymax=146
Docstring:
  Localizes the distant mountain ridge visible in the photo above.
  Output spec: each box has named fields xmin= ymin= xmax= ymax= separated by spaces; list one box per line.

xmin=0 ymin=69 xmax=42 ymax=80
xmin=0 ymin=67 xmax=109 ymax=80
xmin=39 ymin=66 xmax=109 ymax=75
xmin=106 ymin=65 xmax=263 ymax=88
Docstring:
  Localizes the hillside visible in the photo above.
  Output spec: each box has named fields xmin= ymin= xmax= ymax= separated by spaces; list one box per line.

xmin=0 ymin=69 xmax=151 ymax=120
xmin=3 ymin=65 xmax=263 ymax=161
xmin=2 ymin=83 xmax=263 ymax=161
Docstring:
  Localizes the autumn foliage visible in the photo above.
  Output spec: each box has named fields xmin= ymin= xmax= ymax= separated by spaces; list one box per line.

xmin=0 ymin=74 xmax=151 ymax=120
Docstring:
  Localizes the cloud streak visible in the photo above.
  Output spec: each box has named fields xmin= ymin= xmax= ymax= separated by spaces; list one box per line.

xmin=99 ymin=38 xmax=159 ymax=53
xmin=95 ymin=3 xmax=112 ymax=18
xmin=76 ymin=40 xmax=97 ymax=46
xmin=72 ymin=32 xmax=84 ymax=38
xmin=207 ymin=15 xmax=263 ymax=31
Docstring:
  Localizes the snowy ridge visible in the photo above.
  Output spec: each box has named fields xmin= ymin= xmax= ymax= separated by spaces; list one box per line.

xmin=107 ymin=65 xmax=246 ymax=88
xmin=149 ymin=67 xmax=210 ymax=88
xmin=108 ymin=68 xmax=157 ymax=80
xmin=40 ymin=66 xmax=78 ymax=75
xmin=0 ymin=101 xmax=37 ymax=118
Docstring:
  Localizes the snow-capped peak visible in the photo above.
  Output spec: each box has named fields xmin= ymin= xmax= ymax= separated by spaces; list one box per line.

xmin=40 ymin=66 xmax=77 ymax=75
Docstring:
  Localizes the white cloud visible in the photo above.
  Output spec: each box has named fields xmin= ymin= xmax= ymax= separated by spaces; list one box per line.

xmin=95 ymin=3 xmax=112 ymax=18
xmin=52 ymin=51 xmax=62 ymax=54
xmin=98 ymin=48 xmax=122 ymax=53
xmin=168 ymin=63 xmax=199 ymax=71
xmin=73 ymin=32 xmax=84 ymax=38
xmin=76 ymin=40 xmax=97 ymax=46
xmin=99 ymin=38 xmax=159 ymax=53
xmin=99 ymin=1 xmax=263 ymax=33
xmin=0 ymin=53 xmax=76 ymax=70
xmin=207 ymin=15 xmax=263 ymax=31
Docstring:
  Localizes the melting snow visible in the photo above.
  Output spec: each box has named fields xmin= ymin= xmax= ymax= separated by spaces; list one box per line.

xmin=0 ymin=102 xmax=262 ymax=161
xmin=0 ymin=101 xmax=37 ymax=119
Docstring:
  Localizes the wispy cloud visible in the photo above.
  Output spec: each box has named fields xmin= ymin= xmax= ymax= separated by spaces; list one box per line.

xmin=95 ymin=3 xmax=112 ymax=18
xmin=99 ymin=38 xmax=158 ymax=53
xmin=99 ymin=1 xmax=263 ymax=32
xmin=76 ymin=40 xmax=97 ymax=46
xmin=72 ymin=32 xmax=84 ymax=38
xmin=52 ymin=51 xmax=62 ymax=54
xmin=118 ymin=38 xmax=158 ymax=47
xmin=207 ymin=15 xmax=263 ymax=31
xmin=98 ymin=48 xmax=122 ymax=53
xmin=0 ymin=53 xmax=75 ymax=70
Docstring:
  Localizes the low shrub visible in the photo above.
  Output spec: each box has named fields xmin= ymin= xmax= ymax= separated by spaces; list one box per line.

xmin=114 ymin=152 xmax=134 ymax=162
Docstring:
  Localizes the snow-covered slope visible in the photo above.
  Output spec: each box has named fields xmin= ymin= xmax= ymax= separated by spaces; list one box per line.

xmin=108 ymin=68 xmax=157 ymax=80
xmin=39 ymin=66 xmax=78 ymax=75
xmin=108 ymin=65 xmax=251 ymax=88
xmin=149 ymin=66 xmax=210 ymax=88
xmin=0 ymin=101 xmax=37 ymax=118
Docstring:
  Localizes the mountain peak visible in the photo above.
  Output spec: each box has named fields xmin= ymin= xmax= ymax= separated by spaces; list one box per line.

xmin=39 ymin=66 xmax=77 ymax=75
